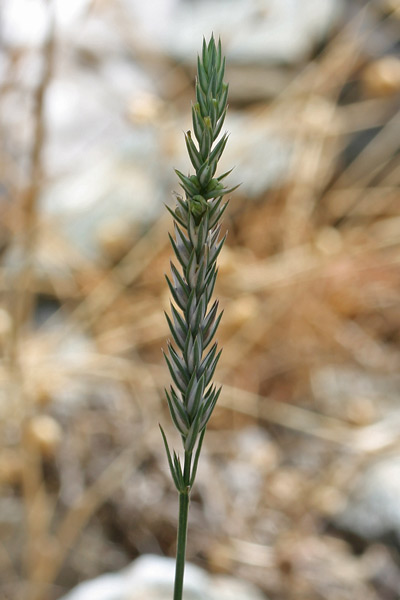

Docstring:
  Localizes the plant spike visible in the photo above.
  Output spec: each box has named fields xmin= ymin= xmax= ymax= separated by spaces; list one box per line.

xmin=161 ymin=35 xmax=235 ymax=600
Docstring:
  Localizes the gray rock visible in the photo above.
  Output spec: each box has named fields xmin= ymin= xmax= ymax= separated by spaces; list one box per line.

xmin=3 ymin=0 xmax=339 ymax=65
xmin=223 ymin=113 xmax=293 ymax=197
xmin=335 ymin=458 xmax=400 ymax=544
xmin=311 ymin=367 xmax=400 ymax=410
xmin=221 ymin=426 xmax=279 ymax=514
xmin=312 ymin=366 xmax=400 ymax=543
xmin=125 ymin=0 xmax=344 ymax=65
xmin=41 ymin=148 xmax=162 ymax=259
xmin=60 ymin=554 xmax=268 ymax=600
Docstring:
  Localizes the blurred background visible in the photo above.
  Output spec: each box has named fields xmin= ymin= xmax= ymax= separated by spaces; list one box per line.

xmin=0 ymin=0 xmax=400 ymax=598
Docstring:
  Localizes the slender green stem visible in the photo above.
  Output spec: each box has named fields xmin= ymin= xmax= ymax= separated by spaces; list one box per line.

xmin=173 ymin=490 xmax=190 ymax=600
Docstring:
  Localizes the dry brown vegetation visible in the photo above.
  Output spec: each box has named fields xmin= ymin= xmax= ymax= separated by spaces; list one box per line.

xmin=0 ymin=1 xmax=399 ymax=599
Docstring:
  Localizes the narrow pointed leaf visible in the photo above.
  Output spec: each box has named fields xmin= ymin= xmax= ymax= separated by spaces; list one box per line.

xmin=200 ymin=386 xmax=222 ymax=429
xmin=196 ymin=84 xmax=208 ymax=118
xmin=169 ymin=232 xmax=189 ymax=269
xmin=184 ymin=409 xmax=202 ymax=453
xmin=175 ymin=169 xmax=200 ymax=196
xmin=208 ymin=233 xmax=226 ymax=265
xmin=165 ymin=203 xmax=187 ymax=229
xmin=166 ymin=388 xmax=190 ymax=435
xmin=197 ymin=56 xmax=209 ymax=94
xmin=209 ymin=134 xmax=228 ymax=165
xmin=188 ymin=374 xmax=204 ymax=419
xmin=203 ymin=310 xmax=223 ymax=347
xmin=173 ymin=451 xmax=185 ymax=490
xmin=165 ymin=311 xmax=185 ymax=350
xmin=189 ymin=428 xmax=206 ymax=487
xmin=171 ymin=303 xmax=188 ymax=338
xmin=209 ymin=201 xmax=228 ymax=228
xmin=168 ymin=343 xmax=189 ymax=383
xmin=205 ymin=349 xmax=222 ymax=386
xmin=185 ymin=131 xmax=202 ymax=170
xmin=213 ymin=108 xmax=226 ymax=140
xmin=217 ymin=84 xmax=229 ymax=117
xmin=164 ymin=351 xmax=187 ymax=394
xmin=165 ymin=274 xmax=186 ymax=311
xmin=159 ymin=425 xmax=180 ymax=491
xmin=175 ymin=223 xmax=191 ymax=254
xmin=192 ymin=103 xmax=205 ymax=144
xmin=171 ymin=262 xmax=190 ymax=297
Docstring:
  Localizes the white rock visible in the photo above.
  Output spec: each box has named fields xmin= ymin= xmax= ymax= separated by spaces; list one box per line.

xmin=60 ymin=554 xmax=268 ymax=600
xmin=2 ymin=0 xmax=50 ymax=47
xmin=124 ymin=555 xmax=212 ymax=600
xmin=60 ymin=572 xmax=126 ymax=600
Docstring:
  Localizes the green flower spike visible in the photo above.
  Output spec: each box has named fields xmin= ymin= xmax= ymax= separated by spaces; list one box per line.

xmin=161 ymin=35 xmax=236 ymax=600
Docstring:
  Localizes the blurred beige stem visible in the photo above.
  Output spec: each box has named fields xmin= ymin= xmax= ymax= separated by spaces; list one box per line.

xmin=28 ymin=447 xmax=138 ymax=600
xmin=9 ymin=8 xmax=55 ymax=365
xmin=3 ymin=2 xmax=56 ymax=598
